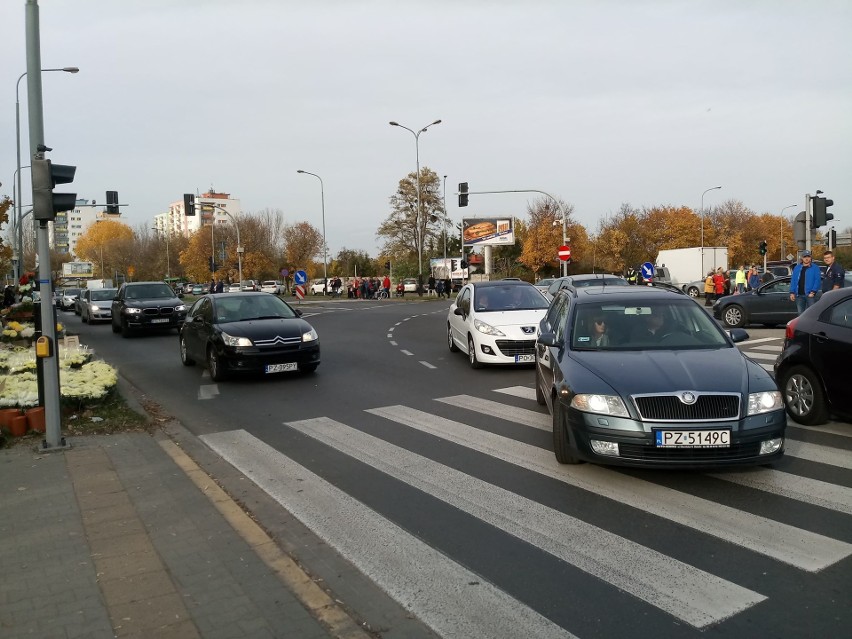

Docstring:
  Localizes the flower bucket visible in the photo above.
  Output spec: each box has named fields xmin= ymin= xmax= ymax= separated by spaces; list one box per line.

xmin=0 ymin=408 xmax=22 ymax=428
xmin=8 ymin=415 xmax=28 ymax=437
xmin=26 ymin=407 xmax=46 ymax=433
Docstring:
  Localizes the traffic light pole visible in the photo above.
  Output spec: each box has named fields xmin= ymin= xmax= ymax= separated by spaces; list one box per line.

xmin=26 ymin=0 xmax=67 ymax=450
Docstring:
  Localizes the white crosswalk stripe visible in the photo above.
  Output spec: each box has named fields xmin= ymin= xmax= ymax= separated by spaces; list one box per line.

xmin=200 ymin=384 xmax=851 ymax=638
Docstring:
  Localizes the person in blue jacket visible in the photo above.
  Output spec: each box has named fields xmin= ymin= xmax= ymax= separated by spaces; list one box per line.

xmin=789 ymin=251 xmax=821 ymax=314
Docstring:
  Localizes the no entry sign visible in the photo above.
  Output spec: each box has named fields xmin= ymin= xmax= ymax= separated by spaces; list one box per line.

xmin=558 ymin=245 xmax=572 ymax=261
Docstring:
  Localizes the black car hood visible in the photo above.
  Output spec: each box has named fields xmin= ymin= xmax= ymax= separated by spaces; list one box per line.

xmin=217 ymin=317 xmax=312 ymax=340
xmin=125 ymin=297 xmax=183 ymax=309
xmin=570 ymin=347 xmax=771 ymax=395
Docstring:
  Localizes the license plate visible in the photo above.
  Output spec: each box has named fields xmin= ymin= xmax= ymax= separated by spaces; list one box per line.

xmin=515 ymin=354 xmax=535 ymax=363
xmin=150 ymin=318 xmax=169 ymax=324
xmin=266 ymin=362 xmax=298 ymax=374
xmin=655 ymin=429 xmax=731 ymax=448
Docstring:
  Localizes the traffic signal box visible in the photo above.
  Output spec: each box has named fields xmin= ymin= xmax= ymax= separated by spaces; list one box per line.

xmin=813 ymin=196 xmax=834 ymax=228
xmin=106 ymin=190 xmax=119 ymax=214
xmin=458 ymin=182 xmax=469 ymax=207
xmin=184 ymin=193 xmax=196 ymax=216
xmin=32 ymin=156 xmax=76 ymax=221
xmin=759 ymin=241 xmax=767 ymax=255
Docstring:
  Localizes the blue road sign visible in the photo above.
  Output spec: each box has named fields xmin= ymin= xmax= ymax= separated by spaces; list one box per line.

xmin=294 ymin=270 xmax=307 ymax=285
xmin=641 ymin=262 xmax=655 ymax=280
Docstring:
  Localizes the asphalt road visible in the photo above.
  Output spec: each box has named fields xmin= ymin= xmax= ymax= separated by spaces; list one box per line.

xmin=66 ymin=299 xmax=852 ymax=639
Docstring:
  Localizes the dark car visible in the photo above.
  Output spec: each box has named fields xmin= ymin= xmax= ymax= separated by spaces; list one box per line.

xmin=713 ymin=276 xmax=796 ymax=328
xmin=774 ymin=287 xmax=852 ymax=425
xmin=535 ymin=287 xmax=785 ymax=468
xmin=179 ymin=292 xmax=320 ymax=381
xmin=544 ymin=274 xmax=629 ymax=300
xmin=111 ymin=281 xmax=187 ymax=337
xmin=80 ymin=288 xmax=117 ymax=324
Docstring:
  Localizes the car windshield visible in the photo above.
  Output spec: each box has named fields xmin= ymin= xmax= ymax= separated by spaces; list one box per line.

xmin=214 ymin=295 xmax=297 ymax=323
xmin=474 ymin=285 xmax=550 ymax=312
xmin=573 ymin=276 xmax=629 ymax=287
xmin=125 ymin=284 xmax=176 ymax=299
xmin=91 ymin=289 xmax=117 ymax=301
xmin=571 ymin=299 xmax=729 ymax=351
xmin=65 ymin=288 xmax=81 ymax=296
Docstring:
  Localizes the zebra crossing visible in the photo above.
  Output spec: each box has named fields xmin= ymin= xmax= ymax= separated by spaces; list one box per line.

xmin=200 ymin=385 xmax=851 ymax=639
xmin=736 ymin=336 xmax=783 ymax=372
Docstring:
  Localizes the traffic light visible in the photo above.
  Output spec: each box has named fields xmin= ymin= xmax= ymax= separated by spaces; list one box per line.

xmin=384 ymin=260 xmax=391 ymax=270
xmin=106 ymin=190 xmax=119 ymax=214
xmin=451 ymin=259 xmax=458 ymax=271
xmin=32 ymin=156 xmax=76 ymax=221
xmin=828 ymin=228 xmax=837 ymax=250
xmin=458 ymin=182 xmax=469 ymax=207
xmin=758 ymin=240 xmax=767 ymax=255
xmin=184 ymin=193 xmax=196 ymax=216
xmin=813 ymin=196 xmax=834 ymax=227
xmin=460 ymin=259 xmax=468 ymax=269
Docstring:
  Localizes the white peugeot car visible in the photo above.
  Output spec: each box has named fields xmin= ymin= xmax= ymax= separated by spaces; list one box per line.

xmin=447 ymin=280 xmax=550 ymax=368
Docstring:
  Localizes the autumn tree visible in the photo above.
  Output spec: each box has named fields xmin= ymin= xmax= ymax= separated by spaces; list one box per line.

xmin=282 ymin=221 xmax=324 ymax=277
xmin=377 ymin=167 xmax=447 ymax=263
xmin=517 ymin=197 xmax=580 ymax=276
xmin=0 ymin=196 xmax=13 ymax=277
xmin=74 ymin=219 xmax=135 ymax=280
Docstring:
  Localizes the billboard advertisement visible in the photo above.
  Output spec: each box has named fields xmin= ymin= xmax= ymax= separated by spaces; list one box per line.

xmin=462 ymin=217 xmax=515 ymax=247
xmin=62 ymin=261 xmax=95 ymax=278
xmin=429 ymin=258 xmax=468 ymax=280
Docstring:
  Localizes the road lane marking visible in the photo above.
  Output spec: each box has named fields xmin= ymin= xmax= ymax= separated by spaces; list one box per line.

xmin=200 ymin=429 xmax=576 ymax=639
xmin=743 ymin=351 xmax=777 ymax=361
xmin=495 ymin=386 xmax=536 ymax=400
xmin=197 ymin=384 xmax=219 ymax=400
xmin=750 ymin=344 xmax=783 ymax=351
xmin=436 ymin=395 xmax=549 ymax=431
xmin=389 ymin=341 xmax=398 ymax=346
xmin=400 ymin=350 xmax=414 ymax=356
xmin=738 ymin=337 xmax=782 ymax=345
xmin=286 ymin=417 xmax=766 ymax=629
xmin=785 ymin=439 xmax=852 ymax=470
xmin=419 ymin=361 xmax=436 ymax=369
xmin=789 ymin=423 xmax=852 ymax=438
xmin=368 ymin=405 xmax=852 ymax=572
xmin=711 ymin=468 xmax=852 ymax=515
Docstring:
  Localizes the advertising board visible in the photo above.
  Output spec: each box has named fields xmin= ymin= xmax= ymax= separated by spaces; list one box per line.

xmin=62 ymin=261 xmax=94 ymax=278
xmin=462 ymin=217 xmax=515 ymax=247
xmin=429 ymin=258 xmax=468 ymax=280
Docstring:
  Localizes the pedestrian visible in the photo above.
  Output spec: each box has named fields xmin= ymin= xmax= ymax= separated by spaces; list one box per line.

xmin=626 ymin=266 xmax=638 ymax=285
xmin=396 ymin=279 xmax=405 ymax=297
xmin=436 ymin=278 xmax=445 ymax=298
xmin=444 ymin=276 xmax=452 ymax=299
xmin=215 ymin=279 xmax=224 ymax=293
xmin=821 ymin=250 xmax=845 ymax=294
xmin=735 ymin=265 xmax=747 ymax=294
xmin=747 ymin=265 xmax=761 ymax=291
xmin=209 ymin=279 xmax=215 ymax=294
xmin=789 ymin=251 xmax=821 ymax=314
xmin=703 ymin=270 xmax=715 ymax=306
xmin=713 ymin=267 xmax=726 ymax=301
xmin=382 ymin=274 xmax=391 ymax=297
xmin=3 ymin=285 xmax=15 ymax=308
xmin=428 ymin=274 xmax=436 ymax=297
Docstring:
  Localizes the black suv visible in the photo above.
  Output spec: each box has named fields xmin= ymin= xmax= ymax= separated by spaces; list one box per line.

xmin=111 ymin=282 xmax=187 ymax=337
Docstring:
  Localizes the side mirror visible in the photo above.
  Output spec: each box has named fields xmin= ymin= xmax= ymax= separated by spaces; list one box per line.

xmin=538 ymin=331 xmax=560 ymax=347
xmin=294 ymin=308 xmax=303 ymax=317
xmin=177 ymin=292 xmax=184 ymax=298
xmin=727 ymin=328 xmax=749 ymax=343
xmin=453 ymin=307 xmax=465 ymax=317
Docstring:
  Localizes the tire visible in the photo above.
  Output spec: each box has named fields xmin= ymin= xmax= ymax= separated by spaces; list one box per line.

xmin=121 ymin=319 xmax=133 ymax=338
xmin=447 ymin=324 xmax=459 ymax=352
xmin=300 ymin=363 xmax=318 ymax=374
xmin=722 ymin=304 xmax=746 ymax=328
xmin=467 ymin=335 xmax=482 ymax=369
xmin=780 ymin=365 xmax=828 ymax=425
xmin=180 ymin=336 xmax=195 ymax=366
xmin=207 ymin=346 xmax=226 ymax=382
xmin=534 ymin=364 xmax=546 ymax=406
xmin=552 ymin=398 xmax=581 ymax=464
xmin=687 ymin=286 xmax=700 ymax=298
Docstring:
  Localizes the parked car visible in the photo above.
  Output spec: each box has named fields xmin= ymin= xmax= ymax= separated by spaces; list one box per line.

xmin=534 ymin=277 xmax=557 ymax=294
xmin=544 ymin=274 xmax=629 ymax=300
xmin=191 ymin=284 xmax=206 ymax=296
xmin=535 ymin=286 xmax=785 ymax=468
xmin=227 ymin=283 xmax=241 ymax=293
xmin=79 ymin=288 xmax=117 ymax=324
xmin=447 ymin=280 xmax=550 ymax=368
xmin=179 ymin=292 xmax=320 ymax=381
xmin=111 ymin=281 xmax=187 ymax=337
xmin=403 ymin=278 xmax=419 ymax=293
xmin=309 ymin=280 xmax=329 ymax=295
xmin=260 ymin=280 xmax=282 ymax=294
xmin=774 ymin=287 xmax=852 ymax=425
xmin=59 ymin=287 xmax=82 ymax=311
xmin=241 ymin=280 xmax=259 ymax=291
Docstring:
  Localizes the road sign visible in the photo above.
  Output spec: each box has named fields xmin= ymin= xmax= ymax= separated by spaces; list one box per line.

xmin=641 ymin=262 xmax=655 ymax=280
xmin=294 ymin=270 xmax=307 ymax=285
xmin=558 ymin=245 xmax=572 ymax=261
xmin=295 ymin=285 xmax=305 ymax=300
xmin=280 ymin=268 xmax=289 ymax=278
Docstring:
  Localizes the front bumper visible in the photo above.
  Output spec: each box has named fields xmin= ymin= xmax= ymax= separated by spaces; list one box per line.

xmin=220 ymin=342 xmax=321 ymax=374
xmin=123 ymin=311 xmax=186 ymax=330
xmin=563 ymin=404 xmax=786 ymax=468
xmin=473 ymin=336 xmax=537 ymax=365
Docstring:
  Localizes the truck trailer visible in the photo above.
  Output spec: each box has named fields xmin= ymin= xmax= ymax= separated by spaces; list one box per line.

xmin=655 ymin=247 xmax=728 ymax=286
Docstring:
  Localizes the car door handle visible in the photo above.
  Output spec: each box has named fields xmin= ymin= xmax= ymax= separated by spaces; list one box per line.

xmin=814 ymin=332 xmax=828 ymax=343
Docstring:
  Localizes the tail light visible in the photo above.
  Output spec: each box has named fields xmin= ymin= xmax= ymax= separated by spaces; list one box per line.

xmin=784 ymin=317 xmax=798 ymax=341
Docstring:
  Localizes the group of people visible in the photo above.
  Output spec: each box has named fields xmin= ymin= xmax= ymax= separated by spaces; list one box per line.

xmin=349 ymin=276 xmax=390 ymax=299
xmin=789 ymin=250 xmax=845 ymax=314
xmin=426 ymin=275 xmax=453 ymax=299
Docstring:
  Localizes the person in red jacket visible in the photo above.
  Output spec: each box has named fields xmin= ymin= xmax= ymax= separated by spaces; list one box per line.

xmin=712 ymin=267 xmax=726 ymax=300
xmin=382 ymin=275 xmax=391 ymax=297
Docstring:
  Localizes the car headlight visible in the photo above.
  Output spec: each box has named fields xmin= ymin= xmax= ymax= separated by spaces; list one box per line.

xmin=124 ymin=307 xmax=142 ymax=315
xmin=91 ymin=304 xmax=101 ymax=312
xmin=570 ymin=394 xmax=630 ymax=417
xmin=747 ymin=391 xmax=782 ymax=415
xmin=302 ymin=328 xmax=318 ymax=342
xmin=220 ymin=330 xmax=253 ymax=347
xmin=473 ymin=318 xmax=505 ymax=337
xmin=175 ymin=304 xmax=187 ymax=312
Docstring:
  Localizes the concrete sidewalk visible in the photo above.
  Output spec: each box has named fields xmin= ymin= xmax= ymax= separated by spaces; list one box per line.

xmin=0 ymin=431 xmax=373 ymax=639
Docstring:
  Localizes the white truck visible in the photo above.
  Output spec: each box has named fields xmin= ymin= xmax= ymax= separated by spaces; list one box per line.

xmin=655 ymin=247 xmax=728 ymax=286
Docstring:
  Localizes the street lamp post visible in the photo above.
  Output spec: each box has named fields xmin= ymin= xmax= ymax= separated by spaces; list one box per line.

xmin=14 ymin=66 xmax=78 ymax=282
xmin=779 ymin=204 xmax=797 ymax=260
xmin=297 ymin=170 xmax=327 ymax=292
xmin=390 ymin=119 xmax=442 ymax=295
xmin=442 ymin=174 xmax=448 ymax=264
xmin=700 ymin=185 xmax=722 ymax=250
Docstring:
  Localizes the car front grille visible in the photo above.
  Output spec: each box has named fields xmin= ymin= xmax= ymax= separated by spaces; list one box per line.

xmin=633 ymin=394 xmax=740 ymax=422
xmin=142 ymin=307 xmax=175 ymax=316
xmin=495 ymin=339 xmax=536 ymax=357
xmin=253 ymin=336 xmax=302 ymax=350
xmin=618 ymin=441 xmax=761 ymax=461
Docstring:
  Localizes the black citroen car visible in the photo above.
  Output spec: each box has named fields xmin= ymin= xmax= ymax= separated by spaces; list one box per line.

xmin=111 ymin=281 xmax=187 ymax=337
xmin=179 ymin=292 xmax=320 ymax=381
xmin=536 ymin=287 xmax=786 ymax=468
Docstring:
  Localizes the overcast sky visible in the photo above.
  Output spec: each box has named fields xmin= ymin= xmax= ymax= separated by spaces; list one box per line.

xmin=2 ymin=0 xmax=850 ymax=256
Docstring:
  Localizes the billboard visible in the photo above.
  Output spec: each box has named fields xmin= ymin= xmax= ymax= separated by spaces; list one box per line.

xmin=462 ymin=217 xmax=515 ymax=247
xmin=62 ymin=261 xmax=94 ymax=278
xmin=429 ymin=258 xmax=468 ymax=280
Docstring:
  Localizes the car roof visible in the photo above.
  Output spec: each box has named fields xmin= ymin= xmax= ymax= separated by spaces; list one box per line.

xmin=556 ymin=286 xmax=687 ymax=303
xmin=470 ymin=280 xmax=534 ymax=288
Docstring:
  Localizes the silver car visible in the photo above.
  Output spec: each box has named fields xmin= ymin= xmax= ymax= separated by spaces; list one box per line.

xmin=80 ymin=288 xmax=118 ymax=324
